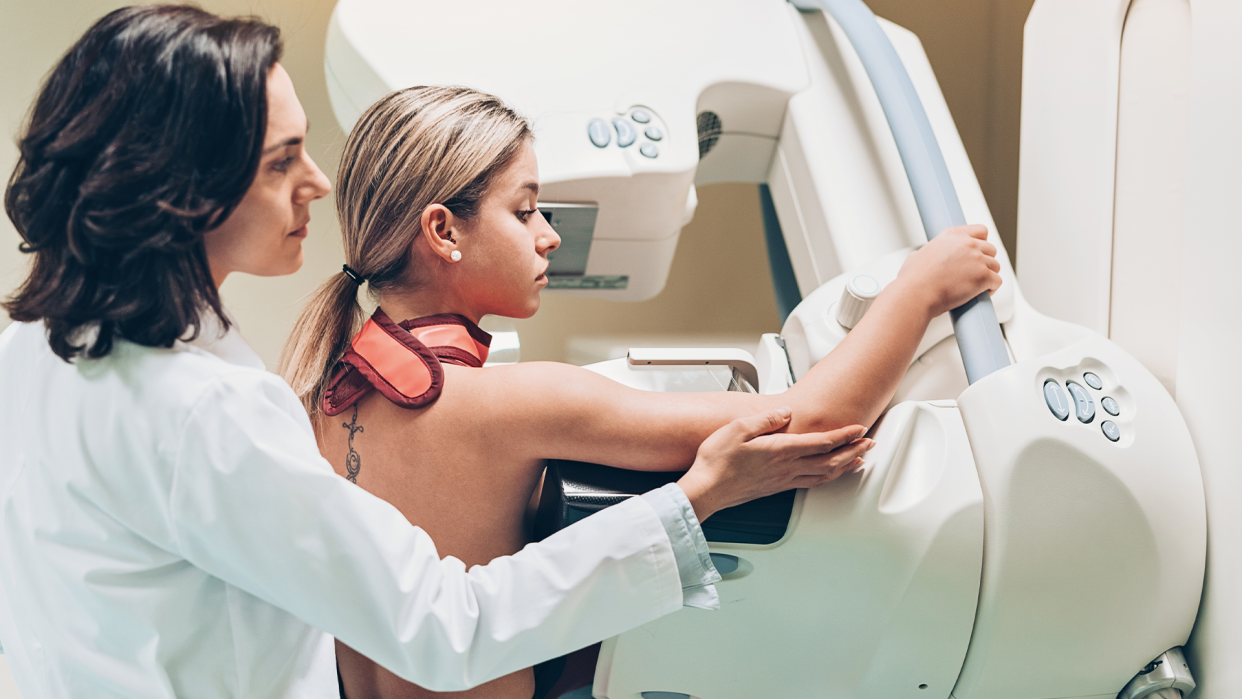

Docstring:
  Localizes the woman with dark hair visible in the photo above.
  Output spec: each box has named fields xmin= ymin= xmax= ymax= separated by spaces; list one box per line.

xmin=0 ymin=6 xmax=865 ymax=697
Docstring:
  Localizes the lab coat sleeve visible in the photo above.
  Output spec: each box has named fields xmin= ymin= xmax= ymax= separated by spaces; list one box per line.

xmin=168 ymin=371 xmax=684 ymax=691
xmin=641 ymin=484 xmax=722 ymax=610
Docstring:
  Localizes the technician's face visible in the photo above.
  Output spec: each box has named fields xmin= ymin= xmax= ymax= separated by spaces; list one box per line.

xmin=457 ymin=142 xmax=560 ymax=319
xmin=205 ymin=63 xmax=331 ymax=287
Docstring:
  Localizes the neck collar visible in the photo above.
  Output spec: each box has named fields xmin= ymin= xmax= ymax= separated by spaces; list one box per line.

xmin=321 ymin=309 xmax=492 ymax=416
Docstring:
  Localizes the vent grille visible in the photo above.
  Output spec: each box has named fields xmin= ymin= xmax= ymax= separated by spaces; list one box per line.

xmin=696 ymin=111 xmax=722 ymax=158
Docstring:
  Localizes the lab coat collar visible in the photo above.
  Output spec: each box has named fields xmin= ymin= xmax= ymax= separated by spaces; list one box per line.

xmin=181 ymin=308 xmax=266 ymax=371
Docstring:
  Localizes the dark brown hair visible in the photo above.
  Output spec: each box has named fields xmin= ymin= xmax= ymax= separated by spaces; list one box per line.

xmin=3 ymin=5 xmax=282 ymax=360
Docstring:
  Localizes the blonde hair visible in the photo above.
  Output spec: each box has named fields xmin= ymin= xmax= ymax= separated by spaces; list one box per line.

xmin=279 ymin=86 xmax=531 ymax=414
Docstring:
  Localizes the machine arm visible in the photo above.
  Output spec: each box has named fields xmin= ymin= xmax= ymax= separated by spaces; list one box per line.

xmin=791 ymin=0 xmax=1011 ymax=384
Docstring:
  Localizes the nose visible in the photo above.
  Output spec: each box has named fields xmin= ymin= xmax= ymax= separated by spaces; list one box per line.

xmin=538 ymin=212 xmax=560 ymax=254
xmin=295 ymin=152 xmax=332 ymax=204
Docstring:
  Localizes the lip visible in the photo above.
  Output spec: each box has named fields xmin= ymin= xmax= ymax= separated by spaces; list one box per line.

xmin=289 ymin=222 xmax=309 ymax=239
xmin=535 ymin=273 xmax=548 ymax=285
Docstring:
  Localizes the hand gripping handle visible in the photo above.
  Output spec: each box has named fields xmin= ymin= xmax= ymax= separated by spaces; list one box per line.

xmin=791 ymin=0 xmax=1010 ymax=383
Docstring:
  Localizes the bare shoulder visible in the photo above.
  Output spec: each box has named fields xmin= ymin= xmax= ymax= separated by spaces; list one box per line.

xmin=446 ymin=361 xmax=620 ymax=415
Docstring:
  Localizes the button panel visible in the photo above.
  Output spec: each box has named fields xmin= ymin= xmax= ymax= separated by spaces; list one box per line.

xmin=586 ymin=106 xmax=666 ymax=158
xmin=1040 ymin=366 xmax=1127 ymax=443
xmin=1066 ymin=381 xmax=1095 ymax=423
xmin=1044 ymin=380 xmax=1070 ymax=421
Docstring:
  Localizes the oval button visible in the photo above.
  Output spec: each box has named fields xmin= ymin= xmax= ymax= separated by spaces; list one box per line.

xmin=1102 ymin=396 xmax=1120 ymax=416
xmin=645 ymin=125 xmax=664 ymax=141
xmin=639 ymin=143 xmax=659 ymax=158
xmin=612 ymin=118 xmax=637 ymax=147
xmin=1084 ymin=372 xmax=1103 ymax=390
xmin=588 ymin=119 xmax=611 ymax=148
xmin=1066 ymin=381 xmax=1096 ymax=423
xmin=631 ymin=108 xmax=652 ymax=123
xmin=1043 ymin=380 xmax=1070 ymax=421
xmin=1102 ymin=421 xmax=1121 ymax=442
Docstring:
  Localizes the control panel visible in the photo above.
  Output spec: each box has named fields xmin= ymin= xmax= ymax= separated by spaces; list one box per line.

xmin=1042 ymin=368 xmax=1128 ymax=443
xmin=586 ymin=106 xmax=667 ymax=159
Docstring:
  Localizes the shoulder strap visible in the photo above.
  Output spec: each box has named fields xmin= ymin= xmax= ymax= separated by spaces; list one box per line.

xmin=321 ymin=309 xmax=444 ymax=415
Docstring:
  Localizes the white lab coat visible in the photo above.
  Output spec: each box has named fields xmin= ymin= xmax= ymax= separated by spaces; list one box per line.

xmin=0 ymin=320 xmax=684 ymax=698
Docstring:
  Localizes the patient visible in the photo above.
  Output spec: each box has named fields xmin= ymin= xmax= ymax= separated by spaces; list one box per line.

xmin=280 ymin=86 xmax=1001 ymax=699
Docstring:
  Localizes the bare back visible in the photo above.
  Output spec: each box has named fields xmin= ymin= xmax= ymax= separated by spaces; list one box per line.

xmin=318 ymin=366 xmax=549 ymax=699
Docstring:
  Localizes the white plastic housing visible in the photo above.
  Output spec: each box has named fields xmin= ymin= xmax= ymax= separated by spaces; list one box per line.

xmin=951 ymin=333 xmax=1205 ymax=699
xmin=595 ymin=401 xmax=985 ymax=699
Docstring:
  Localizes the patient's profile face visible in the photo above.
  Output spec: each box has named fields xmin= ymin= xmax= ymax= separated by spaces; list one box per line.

xmin=455 ymin=141 xmax=560 ymax=319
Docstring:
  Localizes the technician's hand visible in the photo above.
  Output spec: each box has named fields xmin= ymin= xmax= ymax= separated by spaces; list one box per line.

xmin=677 ymin=408 xmax=873 ymax=522
xmin=897 ymin=224 xmax=1002 ymax=318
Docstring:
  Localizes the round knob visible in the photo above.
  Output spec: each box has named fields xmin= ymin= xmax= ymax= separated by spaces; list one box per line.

xmin=835 ymin=275 xmax=881 ymax=329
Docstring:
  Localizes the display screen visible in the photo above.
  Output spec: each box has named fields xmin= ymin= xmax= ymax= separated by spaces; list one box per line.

xmin=540 ymin=203 xmax=597 ymax=277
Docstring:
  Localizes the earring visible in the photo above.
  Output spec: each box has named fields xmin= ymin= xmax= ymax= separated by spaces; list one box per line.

xmin=450 ymin=250 xmax=462 ymax=262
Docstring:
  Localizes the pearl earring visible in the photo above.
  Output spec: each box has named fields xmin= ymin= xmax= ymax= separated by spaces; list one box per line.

xmin=450 ymin=250 xmax=462 ymax=262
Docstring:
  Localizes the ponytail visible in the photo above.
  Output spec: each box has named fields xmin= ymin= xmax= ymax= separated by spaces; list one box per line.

xmin=279 ymin=272 xmax=365 ymax=415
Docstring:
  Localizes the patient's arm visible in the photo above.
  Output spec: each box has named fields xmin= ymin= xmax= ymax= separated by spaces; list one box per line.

xmin=475 ymin=225 xmax=1001 ymax=472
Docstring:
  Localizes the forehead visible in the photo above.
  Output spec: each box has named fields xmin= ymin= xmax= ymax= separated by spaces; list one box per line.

xmin=264 ymin=64 xmax=306 ymax=143
xmin=493 ymin=141 xmax=538 ymax=192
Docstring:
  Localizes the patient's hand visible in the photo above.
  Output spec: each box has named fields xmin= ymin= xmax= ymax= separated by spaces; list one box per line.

xmin=677 ymin=408 xmax=873 ymax=522
xmin=896 ymin=224 xmax=1002 ymax=318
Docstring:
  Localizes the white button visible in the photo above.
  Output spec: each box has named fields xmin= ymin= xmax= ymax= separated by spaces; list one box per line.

xmin=1084 ymin=372 xmax=1103 ymax=389
xmin=631 ymin=108 xmax=652 ymax=123
xmin=588 ymin=119 xmax=610 ymax=148
xmin=639 ymin=143 xmax=659 ymax=158
xmin=645 ymin=126 xmax=664 ymax=141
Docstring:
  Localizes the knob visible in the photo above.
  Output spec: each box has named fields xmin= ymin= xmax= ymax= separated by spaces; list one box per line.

xmin=835 ymin=275 xmax=881 ymax=329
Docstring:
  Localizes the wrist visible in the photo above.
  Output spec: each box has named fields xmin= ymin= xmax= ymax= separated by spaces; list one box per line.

xmin=676 ymin=473 xmax=718 ymax=523
xmin=883 ymin=276 xmax=940 ymax=323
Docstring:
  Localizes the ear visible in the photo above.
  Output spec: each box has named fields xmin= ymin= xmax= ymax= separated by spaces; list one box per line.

xmin=419 ymin=204 xmax=461 ymax=263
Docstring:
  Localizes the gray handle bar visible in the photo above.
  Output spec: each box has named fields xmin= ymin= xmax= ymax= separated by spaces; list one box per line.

xmin=791 ymin=0 xmax=1011 ymax=384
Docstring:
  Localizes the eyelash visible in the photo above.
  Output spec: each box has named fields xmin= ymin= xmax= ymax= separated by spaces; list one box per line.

xmin=272 ymin=156 xmax=296 ymax=173
xmin=516 ymin=209 xmax=538 ymax=223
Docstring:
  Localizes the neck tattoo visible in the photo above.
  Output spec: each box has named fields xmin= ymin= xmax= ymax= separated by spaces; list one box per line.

xmin=343 ymin=404 xmax=364 ymax=483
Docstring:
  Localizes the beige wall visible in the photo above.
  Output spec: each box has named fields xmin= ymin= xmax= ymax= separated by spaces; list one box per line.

xmin=0 ymin=0 xmax=1035 ymax=367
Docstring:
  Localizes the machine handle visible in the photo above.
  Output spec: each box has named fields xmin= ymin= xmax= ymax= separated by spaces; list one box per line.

xmin=791 ymin=0 xmax=1011 ymax=384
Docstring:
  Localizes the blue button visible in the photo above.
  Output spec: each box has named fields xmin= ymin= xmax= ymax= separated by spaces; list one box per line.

xmin=1043 ymin=380 xmax=1069 ymax=421
xmin=645 ymin=126 xmax=664 ymax=141
xmin=588 ymin=119 xmax=610 ymax=148
xmin=1102 ymin=421 xmax=1120 ymax=442
xmin=1066 ymin=381 xmax=1095 ymax=423
xmin=1084 ymin=372 xmax=1103 ymax=390
xmin=639 ymin=143 xmax=659 ymax=158
xmin=612 ymin=118 xmax=637 ymax=147
xmin=631 ymin=108 xmax=652 ymax=123
xmin=1102 ymin=396 xmax=1119 ymax=416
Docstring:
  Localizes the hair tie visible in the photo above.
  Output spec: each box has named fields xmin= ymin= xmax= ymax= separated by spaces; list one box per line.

xmin=342 ymin=264 xmax=365 ymax=286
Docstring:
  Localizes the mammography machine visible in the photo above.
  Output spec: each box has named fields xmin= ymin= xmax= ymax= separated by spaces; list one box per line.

xmin=325 ymin=0 xmax=1229 ymax=697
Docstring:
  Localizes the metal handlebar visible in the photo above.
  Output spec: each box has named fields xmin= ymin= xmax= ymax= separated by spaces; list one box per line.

xmin=792 ymin=0 xmax=1011 ymax=383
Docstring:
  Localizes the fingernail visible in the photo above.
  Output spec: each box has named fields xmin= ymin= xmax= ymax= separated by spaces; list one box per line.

xmin=777 ymin=407 xmax=791 ymax=419
xmin=865 ymin=439 xmax=876 ymax=450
